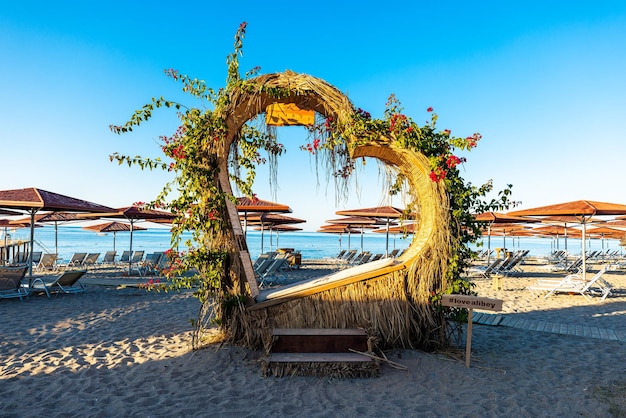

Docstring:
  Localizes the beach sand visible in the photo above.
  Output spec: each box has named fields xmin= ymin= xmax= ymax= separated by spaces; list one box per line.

xmin=1 ymin=260 xmax=625 ymax=417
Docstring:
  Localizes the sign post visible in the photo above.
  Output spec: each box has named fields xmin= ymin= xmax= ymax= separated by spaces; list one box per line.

xmin=441 ymin=294 xmax=503 ymax=368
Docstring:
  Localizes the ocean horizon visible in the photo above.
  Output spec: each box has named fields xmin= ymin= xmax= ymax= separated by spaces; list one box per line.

xmin=2 ymin=225 xmax=622 ymax=264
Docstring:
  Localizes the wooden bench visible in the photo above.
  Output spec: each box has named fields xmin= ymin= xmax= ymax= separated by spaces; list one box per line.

xmin=263 ymin=328 xmax=378 ymax=378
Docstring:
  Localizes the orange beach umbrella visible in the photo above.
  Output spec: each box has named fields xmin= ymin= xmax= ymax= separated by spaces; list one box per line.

xmin=509 ymin=200 xmax=626 ymax=279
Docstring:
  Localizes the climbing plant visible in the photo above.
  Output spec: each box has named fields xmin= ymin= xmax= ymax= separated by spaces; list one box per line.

xmin=110 ymin=22 xmax=515 ymax=349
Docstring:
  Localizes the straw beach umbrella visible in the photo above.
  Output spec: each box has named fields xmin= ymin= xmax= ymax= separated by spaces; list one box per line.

xmin=82 ymin=221 xmax=148 ymax=252
xmin=536 ymin=215 xmax=602 ymax=253
xmin=0 ymin=187 xmax=115 ymax=277
xmin=509 ymin=200 xmax=626 ymax=279
xmin=585 ymin=226 xmax=626 ymax=251
xmin=78 ymin=206 xmax=175 ymax=274
xmin=483 ymin=223 xmax=531 ymax=257
xmin=335 ymin=206 xmax=408 ymax=255
xmin=11 ymin=211 xmax=80 ymax=257
xmin=245 ymin=212 xmax=305 ymax=252
xmin=0 ymin=219 xmax=33 ymax=265
xmin=474 ymin=212 xmax=539 ymax=263
xmin=235 ymin=196 xmax=291 ymax=238
xmin=254 ymin=224 xmax=303 ymax=249
xmin=326 ymin=216 xmax=382 ymax=252
xmin=317 ymin=224 xmax=361 ymax=252
xmin=371 ymin=222 xmax=415 ymax=250
xmin=318 ymin=224 xmax=362 ymax=251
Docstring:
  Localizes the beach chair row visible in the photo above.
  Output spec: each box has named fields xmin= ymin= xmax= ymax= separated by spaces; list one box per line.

xmin=0 ymin=266 xmax=87 ymax=300
xmin=128 ymin=252 xmax=170 ymax=277
xmin=468 ymin=249 xmax=529 ymax=278
xmin=253 ymin=251 xmax=301 ymax=287
xmin=334 ymin=248 xmax=402 ymax=265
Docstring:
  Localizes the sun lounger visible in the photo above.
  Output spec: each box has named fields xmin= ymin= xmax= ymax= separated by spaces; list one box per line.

xmin=467 ymin=258 xmax=503 ymax=278
xmin=30 ymin=270 xmax=87 ymax=297
xmin=370 ymin=253 xmax=384 ymax=262
xmin=0 ymin=266 xmax=28 ymax=301
xmin=66 ymin=252 xmax=88 ymax=268
xmin=258 ymin=253 xmax=289 ymax=287
xmin=119 ymin=250 xmax=131 ymax=264
xmin=131 ymin=251 xmax=144 ymax=264
xmin=253 ymin=253 xmax=276 ymax=274
xmin=36 ymin=253 xmax=58 ymax=272
xmin=101 ymin=251 xmax=117 ymax=266
xmin=13 ymin=252 xmax=29 ymax=265
xmin=493 ymin=250 xmax=528 ymax=276
xmin=31 ymin=251 xmax=43 ymax=265
xmin=135 ymin=252 xmax=163 ymax=276
xmin=82 ymin=253 xmax=100 ymax=269
xmin=352 ymin=251 xmax=371 ymax=265
xmin=527 ymin=265 xmax=612 ymax=301
xmin=342 ymin=250 xmax=359 ymax=263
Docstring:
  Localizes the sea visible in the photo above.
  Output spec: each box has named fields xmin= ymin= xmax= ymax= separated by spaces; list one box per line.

xmin=3 ymin=225 xmax=622 ymax=264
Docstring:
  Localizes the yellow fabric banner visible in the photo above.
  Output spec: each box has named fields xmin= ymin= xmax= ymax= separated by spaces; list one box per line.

xmin=265 ymin=103 xmax=315 ymax=126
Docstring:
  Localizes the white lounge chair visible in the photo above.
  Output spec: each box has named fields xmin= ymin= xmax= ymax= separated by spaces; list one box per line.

xmin=527 ymin=265 xmax=612 ymax=301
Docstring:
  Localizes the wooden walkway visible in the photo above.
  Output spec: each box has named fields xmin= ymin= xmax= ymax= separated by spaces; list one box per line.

xmin=472 ymin=311 xmax=626 ymax=342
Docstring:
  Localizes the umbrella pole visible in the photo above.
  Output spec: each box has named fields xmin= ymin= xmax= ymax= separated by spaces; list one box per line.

xmin=128 ymin=219 xmax=134 ymax=275
xmin=113 ymin=231 xmax=116 ymax=252
xmin=487 ymin=225 xmax=492 ymax=264
xmin=28 ymin=209 xmax=37 ymax=281
xmin=582 ymin=220 xmax=587 ymax=280
xmin=54 ymin=221 xmax=59 ymax=257
xmin=260 ymin=221 xmax=265 ymax=254
xmin=360 ymin=226 xmax=364 ymax=252
xmin=3 ymin=226 xmax=7 ymax=265
xmin=385 ymin=217 xmax=390 ymax=257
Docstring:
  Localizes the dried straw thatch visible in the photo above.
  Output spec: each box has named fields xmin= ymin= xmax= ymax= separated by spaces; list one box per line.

xmin=215 ymin=71 xmax=452 ymax=352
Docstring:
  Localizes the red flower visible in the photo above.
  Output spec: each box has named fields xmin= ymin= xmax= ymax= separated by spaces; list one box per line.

xmin=466 ymin=133 xmax=482 ymax=148
xmin=446 ymin=155 xmax=461 ymax=169
xmin=429 ymin=167 xmax=447 ymax=182
xmin=427 ymin=107 xmax=433 ymax=112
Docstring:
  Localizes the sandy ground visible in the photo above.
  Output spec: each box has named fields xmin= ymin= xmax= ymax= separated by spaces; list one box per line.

xmin=1 ymin=259 xmax=625 ymax=417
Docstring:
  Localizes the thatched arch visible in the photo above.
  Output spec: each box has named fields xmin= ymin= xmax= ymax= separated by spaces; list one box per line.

xmin=217 ymin=71 xmax=452 ymax=350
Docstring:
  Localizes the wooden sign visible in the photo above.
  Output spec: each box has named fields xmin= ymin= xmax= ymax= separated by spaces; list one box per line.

xmin=441 ymin=294 xmax=503 ymax=368
xmin=441 ymin=295 xmax=502 ymax=312
xmin=265 ymin=103 xmax=315 ymax=126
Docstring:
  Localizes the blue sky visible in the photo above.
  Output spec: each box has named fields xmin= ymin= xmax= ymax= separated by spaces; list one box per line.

xmin=2 ymin=2 xmax=626 ymax=230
